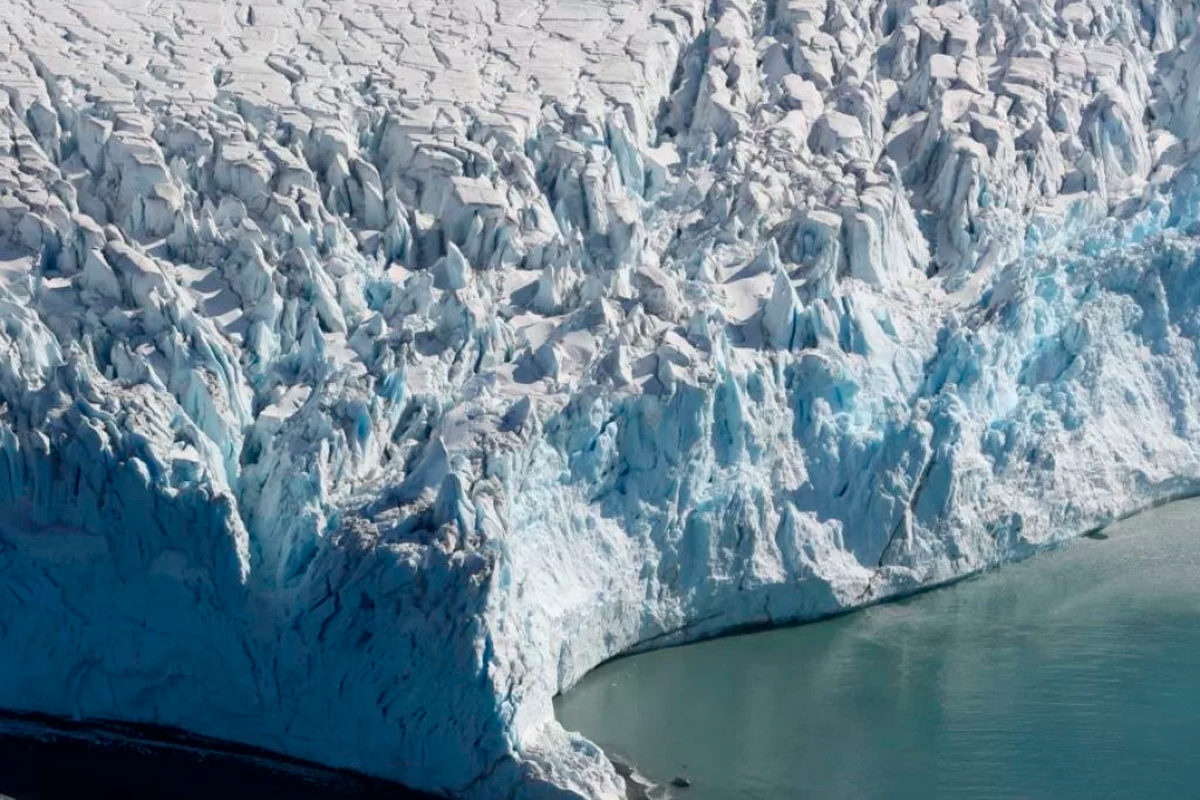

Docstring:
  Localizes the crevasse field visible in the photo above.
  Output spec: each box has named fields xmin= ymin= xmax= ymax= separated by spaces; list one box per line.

xmin=1 ymin=0 xmax=1199 ymax=796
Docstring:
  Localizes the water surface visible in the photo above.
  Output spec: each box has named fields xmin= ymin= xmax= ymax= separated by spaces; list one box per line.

xmin=0 ymin=713 xmax=432 ymax=800
xmin=556 ymin=499 xmax=1200 ymax=799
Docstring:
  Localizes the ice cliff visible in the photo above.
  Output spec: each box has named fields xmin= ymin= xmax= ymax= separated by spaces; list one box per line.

xmin=2 ymin=0 xmax=1200 ymax=795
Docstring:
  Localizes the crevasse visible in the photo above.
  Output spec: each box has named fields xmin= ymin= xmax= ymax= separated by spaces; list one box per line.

xmin=2 ymin=0 xmax=1200 ymax=796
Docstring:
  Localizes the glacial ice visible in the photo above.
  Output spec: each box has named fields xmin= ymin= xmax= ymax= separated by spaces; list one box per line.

xmin=3 ymin=0 xmax=1200 ymax=796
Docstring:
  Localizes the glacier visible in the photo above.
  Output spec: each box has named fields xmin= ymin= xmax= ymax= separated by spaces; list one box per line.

xmin=2 ymin=0 xmax=1200 ymax=796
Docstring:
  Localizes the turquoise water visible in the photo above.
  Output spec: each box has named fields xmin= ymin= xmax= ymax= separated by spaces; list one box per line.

xmin=555 ymin=499 xmax=1200 ymax=799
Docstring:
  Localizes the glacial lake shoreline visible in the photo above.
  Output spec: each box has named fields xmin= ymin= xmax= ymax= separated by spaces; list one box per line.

xmin=564 ymin=484 xmax=1200 ymax=683
xmin=2 ymin=493 xmax=1198 ymax=799
xmin=557 ymin=495 xmax=1200 ymax=798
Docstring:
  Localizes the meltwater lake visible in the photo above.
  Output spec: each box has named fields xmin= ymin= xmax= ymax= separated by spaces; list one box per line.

xmin=556 ymin=499 xmax=1200 ymax=799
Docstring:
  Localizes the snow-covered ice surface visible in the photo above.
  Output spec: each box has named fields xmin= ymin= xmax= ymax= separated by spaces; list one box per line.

xmin=3 ymin=0 xmax=1200 ymax=795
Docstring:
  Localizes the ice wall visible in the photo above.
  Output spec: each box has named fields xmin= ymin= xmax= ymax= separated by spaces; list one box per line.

xmin=2 ymin=0 xmax=1200 ymax=797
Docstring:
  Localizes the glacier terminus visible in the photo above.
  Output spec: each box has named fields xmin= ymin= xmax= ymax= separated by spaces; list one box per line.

xmin=2 ymin=0 xmax=1200 ymax=796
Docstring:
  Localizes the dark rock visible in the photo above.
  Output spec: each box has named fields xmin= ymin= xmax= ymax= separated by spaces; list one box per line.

xmin=671 ymin=776 xmax=691 ymax=789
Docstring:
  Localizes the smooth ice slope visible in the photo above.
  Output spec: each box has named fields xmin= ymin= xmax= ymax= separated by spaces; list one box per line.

xmin=3 ymin=0 xmax=1200 ymax=796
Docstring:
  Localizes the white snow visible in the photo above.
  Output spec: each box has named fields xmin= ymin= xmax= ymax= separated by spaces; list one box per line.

xmin=3 ymin=0 xmax=1200 ymax=797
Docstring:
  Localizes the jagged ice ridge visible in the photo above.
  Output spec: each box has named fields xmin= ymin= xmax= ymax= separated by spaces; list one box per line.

xmin=2 ymin=0 xmax=1200 ymax=795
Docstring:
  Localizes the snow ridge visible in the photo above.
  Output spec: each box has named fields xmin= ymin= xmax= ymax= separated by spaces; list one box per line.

xmin=2 ymin=0 xmax=1200 ymax=796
